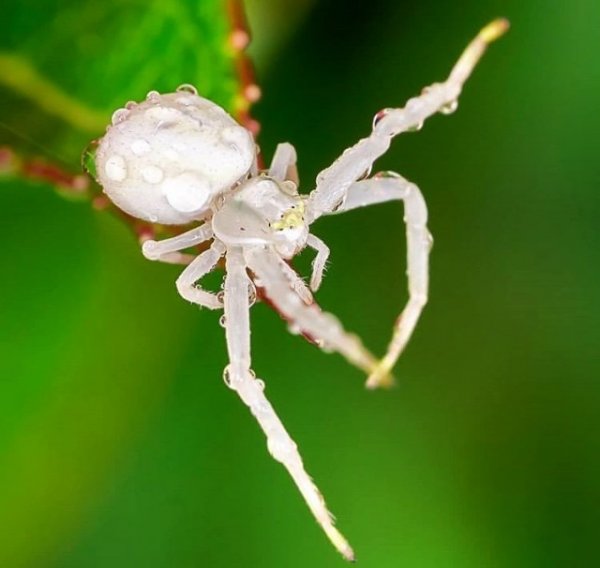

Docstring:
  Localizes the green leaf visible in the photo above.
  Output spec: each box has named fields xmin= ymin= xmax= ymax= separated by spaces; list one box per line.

xmin=0 ymin=0 xmax=239 ymax=169
xmin=0 ymin=4 xmax=247 ymax=562
xmin=0 ymin=177 xmax=205 ymax=567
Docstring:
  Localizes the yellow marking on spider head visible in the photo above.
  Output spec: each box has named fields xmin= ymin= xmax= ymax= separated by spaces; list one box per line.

xmin=271 ymin=200 xmax=305 ymax=231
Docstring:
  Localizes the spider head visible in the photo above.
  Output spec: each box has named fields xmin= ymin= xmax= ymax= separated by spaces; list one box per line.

xmin=237 ymin=176 xmax=308 ymax=257
xmin=269 ymin=192 xmax=308 ymax=258
xmin=211 ymin=176 xmax=308 ymax=257
xmin=95 ymin=88 xmax=256 ymax=225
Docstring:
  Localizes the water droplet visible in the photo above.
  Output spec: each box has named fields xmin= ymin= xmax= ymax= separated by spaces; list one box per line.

xmin=176 ymin=84 xmax=198 ymax=95
xmin=219 ymin=314 xmax=227 ymax=328
xmin=142 ymin=165 xmax=164 ymax=184
xmin=426 ymin=231 xmax=434 ymax=251
xmin=374 ymin=170 xmax=401 ymax=180
xmin=255 ymin=379 xmax=265 ymax=391
xmin=146 ymin=90 xmax=160 ymax=102
xmin=125 ymin=100 xmax=137 ymax=110
xmin=111 ymin=108 xmax=129 ymax=125
xmin=216 ymin=291 xmax=225 ymax=304
xmin=372 ymin=108 xmax=391 ymax=130
xmin=131 ymin=139 xmax=151 ymax=156
xmin=149 ymin=214 xmax=158 ymax=223
xmin=104 ymin=154 xmax=127 ymax=182
xmin=440 ymin=100 xmax=458 ymax=115
xmin=223 ymin=365 xmax=233 ymax=388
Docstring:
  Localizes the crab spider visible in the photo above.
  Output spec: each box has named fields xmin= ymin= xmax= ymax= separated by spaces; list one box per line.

xmin=93 ymin=19 xmax=508 ymax=561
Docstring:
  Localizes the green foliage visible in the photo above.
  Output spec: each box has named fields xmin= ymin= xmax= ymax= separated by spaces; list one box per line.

xmin=0 ymin=1 xmax=244 ymax=566
xmin=1 ymin=0 xmax=599 ymax=567
xmin=0 ymin=0 xmax=237 ymax=168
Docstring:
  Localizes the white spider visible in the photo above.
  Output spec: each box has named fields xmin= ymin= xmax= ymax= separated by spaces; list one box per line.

xmin=93 ymin=20 xmax=507 ymax=561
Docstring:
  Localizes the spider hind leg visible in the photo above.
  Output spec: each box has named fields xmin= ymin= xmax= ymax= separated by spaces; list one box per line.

xmin=246 ymin=247 xmax=394 ymax=387
xmin=222 ymin=247 xmax=355 ymax=561
xmin=327 ymin=174 xmax=431 ymax=388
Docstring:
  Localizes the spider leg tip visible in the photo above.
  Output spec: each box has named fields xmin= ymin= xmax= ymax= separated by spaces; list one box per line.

xmin=481 ymin=18 xmax=510 ymax=43
xmin=365 ymin=367 xmax=396 ymax=390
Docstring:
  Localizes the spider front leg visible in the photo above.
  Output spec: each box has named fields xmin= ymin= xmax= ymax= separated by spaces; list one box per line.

xmin=175 ymin=240 xmax=226 ymax=309
xmin=275 ymin=254 xmax=314 ymax=305
xmin=268 ymin=142 xmax=299 ymax=185
xmin=142 ymin=223 xmax=214 ymax=265
xmin=330 ymin=174 xmax=432 ymax=388
xmin=305 ymin=18 xmax=508 ymax=222
xmin=222 ymin=247 xmax=355 ymax=561
xmin=245 ymin=247 xmax=392 ymax=385
xmin=306 ymin=234 xmax=329 ymax=292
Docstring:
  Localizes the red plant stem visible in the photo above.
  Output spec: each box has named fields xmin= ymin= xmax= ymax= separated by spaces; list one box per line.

xmin=1 ymin=146 xmax=89 ymax=194
xmin=226 ymin=0 xmax=264 ymax=169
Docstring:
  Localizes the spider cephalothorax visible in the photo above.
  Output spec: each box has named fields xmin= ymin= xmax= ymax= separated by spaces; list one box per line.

xmin=94 ymin=20 xmax=508 ymax=561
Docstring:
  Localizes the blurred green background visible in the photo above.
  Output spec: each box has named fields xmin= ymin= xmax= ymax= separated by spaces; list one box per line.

xmin=1 ymin=0 xmax=599 ymax=566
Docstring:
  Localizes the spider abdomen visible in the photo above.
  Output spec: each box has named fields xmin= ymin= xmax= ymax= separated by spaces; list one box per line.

xmin=95 ymin=88 xmax=256 ymax=225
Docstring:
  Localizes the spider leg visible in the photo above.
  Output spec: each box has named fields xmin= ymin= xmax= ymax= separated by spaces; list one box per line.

xmin=275 ymin=254 xmax=314 ymax=305
xmin=246 ymin=247 xmax=392 ymax=386
xmin=268 ymin=142 xmax=299 ymax=185
xmin=148 ymin=252 xmax=196 ymax=266
xmin=327 ymin=174 xmax=412 ymax=215
xmin=142 ymin=223 xmax=213 ymax=264
xmin=328 ymin=174 xmax=431 ymax=388
xmin=222 ymin=247 xmax=355 ymax=561
xmin=305 ymin=19 xmax=508 ymax=222
xmin=175 ymin=240 xmax=225 ymax=309
xmin=306 ymin=234 xmax=330 ymax=292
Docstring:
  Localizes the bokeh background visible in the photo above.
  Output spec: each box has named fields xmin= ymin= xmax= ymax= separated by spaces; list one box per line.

xmin=1 ymin=0 xmax=599 ymax=566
